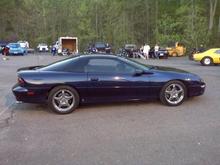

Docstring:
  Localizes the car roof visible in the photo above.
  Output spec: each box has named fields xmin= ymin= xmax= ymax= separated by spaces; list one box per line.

xmin=78 ymin=54 xmax=118 ymax=59
xmin=125 ymin=44 xmax=136 ymax=46
xmin=208 ymin=48 xmax=220 ymax=50
xmin=9 ymin=43 xmax=20 ymax=45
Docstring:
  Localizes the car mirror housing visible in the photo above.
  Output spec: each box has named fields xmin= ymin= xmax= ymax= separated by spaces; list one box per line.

xmin=133 ymin=69 xmax=144 ymax=76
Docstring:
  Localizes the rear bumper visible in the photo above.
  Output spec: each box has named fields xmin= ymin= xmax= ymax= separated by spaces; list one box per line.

xmin=12 ymin=84 xmax=47 ymax=103
xmin=188 ymin=83 xmax=206 ymax=97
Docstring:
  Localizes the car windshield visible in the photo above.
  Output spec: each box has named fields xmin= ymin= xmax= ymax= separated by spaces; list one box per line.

xmin=9 ymin=44 xmax=20 ymax=48
xmin=39 ymin=43 xmax=47 ymax=46
xmin=95 ymin=43 xmax=105 ymax=48
xmin=125 ymin=44 xmax=136 ymax=49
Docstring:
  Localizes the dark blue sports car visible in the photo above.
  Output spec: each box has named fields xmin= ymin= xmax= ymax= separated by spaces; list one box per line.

xmin=12 ymin=54 xmax=205 ymax=114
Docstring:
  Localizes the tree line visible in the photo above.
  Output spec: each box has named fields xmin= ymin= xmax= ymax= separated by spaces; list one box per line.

xmin=0 ymin=0 xmax=219 ymax=52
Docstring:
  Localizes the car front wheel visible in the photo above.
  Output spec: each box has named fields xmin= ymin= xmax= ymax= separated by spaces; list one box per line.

xmin=160 ymin=81 xmax=186 ymax=106
xmin=48 ymin=86 xmax=79 ymax=114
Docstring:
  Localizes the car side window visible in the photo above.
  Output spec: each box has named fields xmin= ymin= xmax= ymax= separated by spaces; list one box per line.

xmin=214 ymin=50 xmax=220 ymax=54
xmin=85 ymin=58 xmax=136 ymax=74
xmin=64 ymin=58 xmax=88 ymax=72
xmin=42 ymin=58 xmax=88 ymax=73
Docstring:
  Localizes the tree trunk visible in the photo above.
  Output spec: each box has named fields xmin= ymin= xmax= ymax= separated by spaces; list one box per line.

xmin=209 ymin=0 xmax=218 ymax=31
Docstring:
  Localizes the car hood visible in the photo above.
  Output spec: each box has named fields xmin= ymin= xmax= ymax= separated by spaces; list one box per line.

xmin=150 ymin=66 xmax=190 ymax=74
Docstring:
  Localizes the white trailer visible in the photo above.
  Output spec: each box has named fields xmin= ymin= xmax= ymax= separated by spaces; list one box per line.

xmin=57 ymin=37 xmax=78 ymax=55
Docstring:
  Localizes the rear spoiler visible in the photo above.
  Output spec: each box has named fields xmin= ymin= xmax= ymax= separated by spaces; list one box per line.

xmin=17 ymin=65 xmax=44 ymax=72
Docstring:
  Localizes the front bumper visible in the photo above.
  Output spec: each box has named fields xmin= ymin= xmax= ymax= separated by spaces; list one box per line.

xmin=188 ymin=82 xmax=206 ymax=97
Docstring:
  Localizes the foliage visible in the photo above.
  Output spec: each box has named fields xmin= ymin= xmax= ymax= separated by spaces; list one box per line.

xmin=0 ymin=0 xmax=219 ymax=51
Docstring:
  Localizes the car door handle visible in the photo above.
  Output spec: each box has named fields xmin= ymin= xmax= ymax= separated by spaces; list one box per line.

xmin=90 ymin=77 xmax=99 ymax=81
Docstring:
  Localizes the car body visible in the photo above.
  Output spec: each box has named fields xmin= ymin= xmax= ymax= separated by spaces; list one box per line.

xmin=17 ymin=40 xmax=29 ymax=54
xmin=37 ymin=43 xmax=49 ymax=52
xmin=12 ymin=54 xmax=205 ymax=114
xmin=149 ymin=47 xmax=168 ymax=59
xmin=7 ymin=43 xmax=25 ymax=55
xmin=193 ymin=48 xmax=220 ymax=66
xmin=124 ymin=44 xmax=138 ymax=58
xmin=167 ymin=42 xmax=186 ymax=57
xmin=88 ymin=42 xmax=111 ymax=54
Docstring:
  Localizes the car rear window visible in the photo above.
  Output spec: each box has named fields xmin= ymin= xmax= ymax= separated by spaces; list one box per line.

xmin=40 ymin=56 xmax=88 ymax=73
xmin=10 ymin=44 xmax=20 ymax=48
xmin=95 ymin=43 xmax=106 ymax=48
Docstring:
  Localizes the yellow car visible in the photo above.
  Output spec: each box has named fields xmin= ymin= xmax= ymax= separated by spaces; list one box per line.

xmin=193 ymin=48 xmax=220 ymax=66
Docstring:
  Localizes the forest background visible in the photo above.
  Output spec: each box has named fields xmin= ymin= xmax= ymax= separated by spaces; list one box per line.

xmin=0 ymin=0 xmax=219 ymax=52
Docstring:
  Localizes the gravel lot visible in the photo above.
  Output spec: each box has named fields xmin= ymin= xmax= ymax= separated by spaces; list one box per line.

xmin=0 ymin=54 xmax=220 ymax=165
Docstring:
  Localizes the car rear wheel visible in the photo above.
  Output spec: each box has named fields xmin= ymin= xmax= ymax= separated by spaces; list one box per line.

xmin=171 ymin=52 xmax=177 ymax=57
xmin=48 ymin=86 xmax=79 ymax=114
xmin=160 ymin=81 xmax=186 ymax=106
xmin=201 ymin=57 xmax=213 ymax=66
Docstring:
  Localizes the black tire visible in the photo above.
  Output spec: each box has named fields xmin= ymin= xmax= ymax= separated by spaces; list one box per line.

xmin=48 ymin=86 xmax=79 ymax=114
xmin=160 ymin=80 xmax=187 ymax=106
xmin=172 ymin=52 xmax=177 ymax=57
xmin=201 ymin=57 xmax=213 ymax=66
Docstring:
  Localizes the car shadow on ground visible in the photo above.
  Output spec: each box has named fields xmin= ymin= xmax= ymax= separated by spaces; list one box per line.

xmin=11 ymin=100 xmax=164 ymax=115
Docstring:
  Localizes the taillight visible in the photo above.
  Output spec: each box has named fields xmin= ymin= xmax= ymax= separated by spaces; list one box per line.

xmin=18 ymin=77 xmax=25 ymax=85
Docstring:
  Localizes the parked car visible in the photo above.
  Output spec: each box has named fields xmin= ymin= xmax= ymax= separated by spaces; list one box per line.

xmin=37 ymin=43 xmax=49 ymax=52
xmin=117 ymin=44 xmax=140 ymax=58
xmin=12 ymin=54 xmax=205 ymax=114
xmin=193 ymin=48 xmax=220 ymax=66
xmin=167 ymin=42 xmax=186 ymax=57
xmin=17 ymin=40 xmax=29 ymax=54
xmin=189 ymin=47 xmax=206 ymax=60
xmin=149 ymin=47 xmax=168 ymax=59
xmin=7 ymin=43 xmax=25 ymax=56
xmin=124 ymin=44 xmax=139 ymax=58
xmin=88 ymin=42 xmax=111 ymax=54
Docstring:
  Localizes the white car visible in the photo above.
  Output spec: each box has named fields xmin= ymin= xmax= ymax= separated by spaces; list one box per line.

xmin=37 ymin=43 xmax=49 ymax=52
xmin=18 ymin=40 xmax=29 ymax=48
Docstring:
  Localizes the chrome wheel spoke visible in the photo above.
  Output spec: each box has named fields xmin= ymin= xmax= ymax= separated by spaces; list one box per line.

xmin=58 ymin=102 xmax=63 ymax=108
xmin=52 ymin=89 xmax=75 ymax=112
xmin=64 ymin=95 xmax=73 ymax=100
xmin=54 ymin=95 xmax=62 ymax=101
xmin=66 ymin=101 xmax=71 ymax=107
xmin=176 ymin=89 xmax=183 ymax=94
xmin=165 ymin=89 xmax=172 ymax=94
xmin=165 ymin=83 xmax=184 ymax=105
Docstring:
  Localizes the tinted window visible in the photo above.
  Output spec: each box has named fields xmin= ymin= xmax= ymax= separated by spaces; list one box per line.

xmin=215 ymin=50 xmax=220 ymax=54
xmin=9 ymin=44 xmax=20 ymax=48
xmin=40 ymin=57 xmax=88 ymax=73
xmin=95 ymin=43 xmax=106 ymax=48
xmin=86 ymin=58 xmax=136 ymax=74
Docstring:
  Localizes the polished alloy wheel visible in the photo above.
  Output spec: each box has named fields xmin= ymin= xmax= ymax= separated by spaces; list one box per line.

xmin=164 ymin=83 xmax=184 ymax=105
xmin=52 ymin=89 xmax=75 ymax=112
xmin=203 ymin=57 xmax=211 ymax=65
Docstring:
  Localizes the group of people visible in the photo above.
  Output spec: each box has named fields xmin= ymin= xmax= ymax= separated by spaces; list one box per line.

xmin=141 ymin=43 xmax=160 ymax=59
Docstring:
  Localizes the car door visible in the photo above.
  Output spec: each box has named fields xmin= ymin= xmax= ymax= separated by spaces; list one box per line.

xmin=85 ymin=57 xmax=152 ymax=102
xmin=213 ymin=50 xmax=220 ymax=63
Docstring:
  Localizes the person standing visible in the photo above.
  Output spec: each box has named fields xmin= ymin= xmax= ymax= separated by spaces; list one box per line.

xmin=143 ymin=43 xmax=150 ymax=59
xmin=154 ymin=43 xmax=159 ymax=59
xmin=51 ymin=46 xmax=56 ymax=56
xmin=2 ymin=46 xmax=9 ymax=60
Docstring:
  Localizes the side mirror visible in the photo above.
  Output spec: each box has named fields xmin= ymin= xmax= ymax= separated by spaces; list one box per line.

xmin=133 ymin=69 xmax=144 ymax=76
